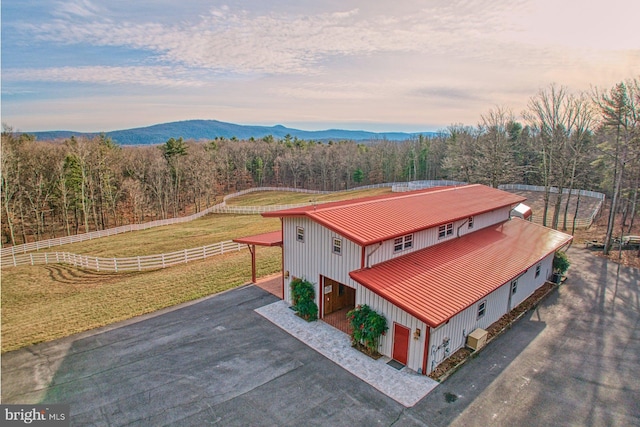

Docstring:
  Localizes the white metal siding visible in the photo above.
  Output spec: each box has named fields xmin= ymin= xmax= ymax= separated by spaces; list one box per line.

xmin=356 ymin=284 xmax=428 ymax=373
xmin=282 ymin=217 xmax=361 ymax=307
xmin=427 ymin=283 xmax=510 ymax=374
xmin=366 ymin=207 xmax=512 ymax=266
xmin=509 ymin=252 xmax=554 ymax=310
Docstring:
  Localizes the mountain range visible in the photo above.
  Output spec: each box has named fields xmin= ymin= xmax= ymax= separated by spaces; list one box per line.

xmin=23 ymin=120 xmax=438 ymax=145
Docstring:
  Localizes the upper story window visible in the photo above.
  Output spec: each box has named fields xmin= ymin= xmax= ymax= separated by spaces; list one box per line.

xmin=296 ymin=226 xmax=305 ymax=243
xmin=468 ymin=216 xmax=474 ymax=229
xmin=332 ymin=237 xmax=342 ymax=255
xmin=393 ymin=234 xmax=413 ymax=252
xmin=438 ymin=223 xmax=454 ymax=239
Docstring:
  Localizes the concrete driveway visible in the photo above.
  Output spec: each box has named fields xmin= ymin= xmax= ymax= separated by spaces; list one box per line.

xmin=2 ymin=247 xmax=639 ymax=426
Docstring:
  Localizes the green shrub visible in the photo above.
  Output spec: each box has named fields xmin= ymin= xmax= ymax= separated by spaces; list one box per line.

xmin=290 ymin=278 xmax=318 ymax=321
xmin=553 ymin=251 xmax=570 ymax=276
xmin=347 ymin=304 xmax=388 ymax=355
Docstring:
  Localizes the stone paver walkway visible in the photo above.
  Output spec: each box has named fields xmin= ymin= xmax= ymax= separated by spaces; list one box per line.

xmin=255 ymin=300 xmax=439 ymax=407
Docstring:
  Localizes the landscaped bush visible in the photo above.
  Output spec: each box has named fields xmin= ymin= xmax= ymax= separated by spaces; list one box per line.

xmin=290 ymin=278 xmax=318 ymax=321
xmin=347 ymin=304 xmax=388 ymax=356
xmin=553 ymin=251 xmax=570 ymax=276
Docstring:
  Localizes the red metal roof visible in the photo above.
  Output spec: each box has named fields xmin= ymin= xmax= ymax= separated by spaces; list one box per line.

xmin=233 ymin=230 xmax=282 ymax=246
xmin=349 ymin=218 xmax=572 ymax=328
xmin=263 ymin=185 xmax=526 ymax=245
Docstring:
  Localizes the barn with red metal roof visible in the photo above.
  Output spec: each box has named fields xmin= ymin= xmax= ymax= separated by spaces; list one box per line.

xmin=244 ymin=184 xmax=572 ymax=375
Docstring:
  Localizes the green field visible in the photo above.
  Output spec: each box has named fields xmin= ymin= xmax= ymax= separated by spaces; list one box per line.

xmin=1 ymin=187 xmax=390 ymax=352
xmin=47 ymin=214 xmax=282 ymax=257
xmin=225 ymin=187 xmax=391 ymax=206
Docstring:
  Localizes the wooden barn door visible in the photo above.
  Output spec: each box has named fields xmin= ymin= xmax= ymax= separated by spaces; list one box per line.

xmin=392 ymin=323 xmax=410 ymax=366
xmin=323 ymin=278 xmax=355 ymax=316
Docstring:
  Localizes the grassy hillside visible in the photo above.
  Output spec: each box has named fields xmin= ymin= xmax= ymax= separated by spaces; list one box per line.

xmin=1 ymin=248 xmax=281 ymax=352
xmin=1 ymin=187 xmax=390 ymax=352
xmin=49 ymin=214 xmax=281 ymax=257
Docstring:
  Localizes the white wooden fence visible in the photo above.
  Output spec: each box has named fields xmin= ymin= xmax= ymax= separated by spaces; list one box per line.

xmin=1 ymin=240 xmax=245 ymax=271
xmin=1 ymin=181 xmax=605 ymax=262
xmin=0 ymin=182 xmax=403 ymax=257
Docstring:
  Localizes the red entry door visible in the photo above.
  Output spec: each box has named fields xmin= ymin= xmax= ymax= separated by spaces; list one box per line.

xmin=392 ymin=323 xmax=410 ymax=365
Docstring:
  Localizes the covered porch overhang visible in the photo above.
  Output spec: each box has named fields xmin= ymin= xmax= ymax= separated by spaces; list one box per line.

xmin=233 ymin=231 xmax=282 ymax=284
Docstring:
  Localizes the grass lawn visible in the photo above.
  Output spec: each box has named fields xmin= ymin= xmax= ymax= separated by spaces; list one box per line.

xmin=226 ymin=187 xmax=392 ymax=206
xmin=45 ymin=214 xmax=282 ymax=257
xmin=1 ymin=246 xmax=281 ymax=352
xmin=1 ymin=186 xmax=391 ymax=352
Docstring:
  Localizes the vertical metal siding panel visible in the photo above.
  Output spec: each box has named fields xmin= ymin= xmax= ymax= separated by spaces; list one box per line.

xmin=426 ymin=283 xmax=511 ymax=374
xmin=510 ymin=252 xmax=554 ymax=308
xmin=357 ymin=285 xmax=429 ymax=372
xmin=478 ymin=285 xmax=510 ymax=330
xmin=284 ymin=217 xmax=362 ymax=307
xmin=365 ymin=207 xmax=513 ymax=267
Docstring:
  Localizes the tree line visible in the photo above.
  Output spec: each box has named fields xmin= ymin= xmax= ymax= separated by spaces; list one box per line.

xmin=2 ymin=79 xmax=639 ymax=254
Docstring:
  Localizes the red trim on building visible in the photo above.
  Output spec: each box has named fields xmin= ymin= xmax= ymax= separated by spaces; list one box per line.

xmin=422 ymin=328 xmax=430 ymax=375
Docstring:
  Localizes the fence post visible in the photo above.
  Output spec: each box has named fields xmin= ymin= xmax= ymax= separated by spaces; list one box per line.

xmin=138 ymin=256 xmax=141 ymax=271
xmin=162 ymin=254 xmax=165 ymax=268
xmin=184 ymin=249 xmax=188 ymax=263
xmin=114 ymin=258 xmax=118 ymax=272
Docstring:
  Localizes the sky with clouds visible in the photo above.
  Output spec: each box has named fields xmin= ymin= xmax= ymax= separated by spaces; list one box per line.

xmin=2 ymin=0 xmax=639 ymax=133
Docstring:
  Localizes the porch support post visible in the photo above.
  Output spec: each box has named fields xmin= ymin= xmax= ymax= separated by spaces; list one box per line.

xmin=249 ymin=244 xmax=257 ymax=283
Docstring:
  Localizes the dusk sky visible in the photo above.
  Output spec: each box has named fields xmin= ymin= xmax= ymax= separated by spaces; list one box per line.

xmin=2 ymin=0 xmax=638 ymax=133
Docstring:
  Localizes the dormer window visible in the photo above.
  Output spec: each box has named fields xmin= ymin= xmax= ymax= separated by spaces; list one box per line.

xmin=393 ymin=234 xmax=413 ymax=252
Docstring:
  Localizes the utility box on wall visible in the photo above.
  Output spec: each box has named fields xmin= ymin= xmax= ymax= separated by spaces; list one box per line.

xmin=467 ymin=328 xmax=488 ymax=351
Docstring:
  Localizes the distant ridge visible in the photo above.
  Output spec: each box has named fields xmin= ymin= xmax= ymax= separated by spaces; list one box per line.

xmin=22 ymin=119 xmax=438 ymax=145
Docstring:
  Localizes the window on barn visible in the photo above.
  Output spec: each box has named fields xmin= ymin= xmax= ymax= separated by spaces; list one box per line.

xmin=535 ymin=264 xmax=541 ymax=278
xmin=438 ymin=223 xmax=454 ymax=239
xmin=332 ymin=237 xmax=342 ymax=255
xmin=468 ymin=216 xmax=474 ymax=229
xmin=477 ymin=300 xmax=486 ymax=319
xmin=394 ymin=234 xmax=413 ymax=252
xmin=511 ymin=279 xmax=518 ymax=295
xmin=296 ymin=227 xmax=304 ymax=243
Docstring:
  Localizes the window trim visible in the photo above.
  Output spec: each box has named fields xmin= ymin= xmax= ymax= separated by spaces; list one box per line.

xmin=332 ymin=237 xmax=342 ymax=255
xmin=296 ymin=226 xmax=305 ymax=243
xmin=477 ymin=300 xmax=487 ymax=319
xmin=438 ymin=222 xmax=454 ymax=239
xmin=393 ymin=234 xmax=414 ymax=252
